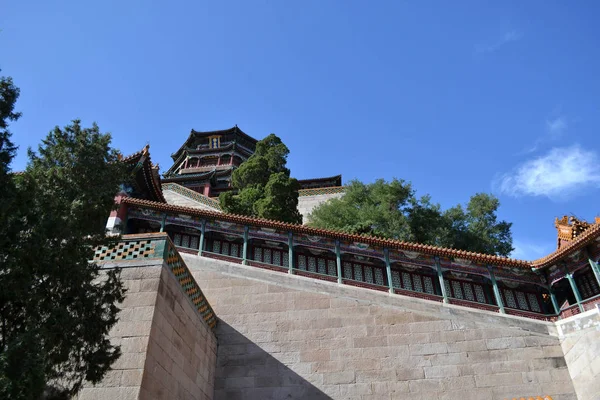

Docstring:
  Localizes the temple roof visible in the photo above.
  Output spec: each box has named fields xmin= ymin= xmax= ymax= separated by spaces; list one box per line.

xmin=298 ymin=174 xmax=342 ymax=189
xmin=170 ymin=126 xmax=258 ymax=161
xmin=121 ymin=145 xmax=166 ymax=203
xmin=532 ymin=218 xmax=600 ymax=269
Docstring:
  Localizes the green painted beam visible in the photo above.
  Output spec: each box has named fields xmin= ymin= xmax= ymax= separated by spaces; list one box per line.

xmin=288 ymin=232 xmax=294 ymax=274
xmin=488 ymin=266 xmax=505 ymax=314
xmin=242 ymin=225 xmax=249 ymax=265
xmin=198 ymin=220 xmax=206 ymax=256
xmin=384 ymin=248 xmax=393 ymax=294
xmin=159 ymin=213 xmax=167 ymax=232
xmin=588 ymin=257 xmax=600 ymax=289
xmin=435 ymin=257 xmax=449 ymax=304
xmin=566 ymin=273 xmax=585 ymax=313
xmin=335 ymin=240 xmax=342 ymax=284
xmin=548 ymin=286 xmax=560 ymax=315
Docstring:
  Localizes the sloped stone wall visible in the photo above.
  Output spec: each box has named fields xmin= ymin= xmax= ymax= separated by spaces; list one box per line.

xmin=139 ymin=266 xmax=218 ymax=399
xmin=77 ymin=266 xmax=162 ymax=399
xmin=184 ymin=254 xmax=576 ymax=400
xmin=78 ymin=263 xmax=217 ymax=400
xmin=558 ymin=308 xmax=600 ymax=400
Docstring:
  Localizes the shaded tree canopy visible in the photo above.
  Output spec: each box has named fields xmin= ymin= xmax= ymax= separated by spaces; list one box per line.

xmin=0 ymin=73 xmax=127 ymax=400
xmin=308 ymin=179 xmax=513 ymax=257
xmin=220 ymin=134 xmax=302 ymax=224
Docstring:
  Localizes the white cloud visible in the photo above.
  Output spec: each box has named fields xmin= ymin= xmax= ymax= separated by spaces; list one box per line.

xmin=498 ymin=145 xmax=600 ymax=199
xmin=477 ymin=30 xmax=522 ymax=53
xmin=511 ymin=240 xmax=552 ymax=261
xmin=546 ymin=116 xmax=568 ymax=139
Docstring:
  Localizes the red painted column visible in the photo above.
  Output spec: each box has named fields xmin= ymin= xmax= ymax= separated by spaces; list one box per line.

xmin=203 ymin=185 xmax=211 ymax=197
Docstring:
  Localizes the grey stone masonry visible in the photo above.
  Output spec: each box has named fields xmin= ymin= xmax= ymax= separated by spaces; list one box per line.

xmin=77 ymin=262 xmax=218 ymax=400
xmin=184 ymin=254 xmax=577 ymax=400
xmin=77 ymin=266 xmax=162 ymax=400
xmin=557 ymin=307 xmax=600 ymax=400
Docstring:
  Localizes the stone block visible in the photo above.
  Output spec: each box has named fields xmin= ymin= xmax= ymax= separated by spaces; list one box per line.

xmin=424 ymin=365 xmax=460 ymax=378
xmin=474 ymin=372 xmax=523 ymax=387
xmin=408 ymin=378 xmax=444 ymax=393
xmin=486 ymin=336 xmax=526 ymax=350
xmin=396 ymin=367 xmax=425 ymax=380
xmin=409 ymin=342 xmax=448 ymax=356
xmin=353 ymin=336 xmax=388 ymax=348
xmin=323 ymin=370 xmax=356 ymax=385
xmin=447 ymin=339 xmax=486 ymax=353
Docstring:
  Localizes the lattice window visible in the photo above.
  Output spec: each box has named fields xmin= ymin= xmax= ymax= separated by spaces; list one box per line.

xmin=516 ymin=291 xmax=529 ymax=311
xmin=264 ymin=249 xmax=272 ymax=264
xmin=308 ymin=257 xmax=317 ymax=272
xmin=213 ymin=240 xmax=221 ymax=254
xmin=343 ymin=262 xmax=352 ymax=279
xmin=327 ymin=260 xmax=337 ymax=276
xmin=318 ymin=259 xmax=327 ymax=275
xmin=527 ymin=293 xmax=541 ymax=312
xmin=174 ymin=233 xmax=182 ymax=246
xmin=423 ymin=276 xmax=434 ymax=295
xmin=392 ymin=271 xmax=401 ymax=288
xmin=354 ymin=264 xmax=363 ymax=281
xmin=463 ymin=283 xmax=475 ymax=302
xmin=222 ymin=242 xmax=230 ymax=255
xmin=254 ymin=247 xmax=262 ymax=261
xmin=503 ymin=289 xmax=517 ymax=309
xmin=190 ymin=236 xmax=199 ymax=250
xmin=375 ymin=268 xmax=385 ymax=286
xmin=364 ymin=266 xmax=374 ymax=283
xmin=402 ymin=272 xmax=412 ymax=291
xmin=231 ymin=243 xmax=239 ymax=258
xmin=283 ymin=252 xmax=289 ymax=267
xmin=474 ymin=285 xmax=486 ymax=304
xmin=182 ymin=235 xmax=190 ymax=248
xmin=451 ymin=281 xmax=463 ymax=299
xmin=273 ymin=250 xmax=281 ymax=266
xmin=444 ymin=280 xmax=452 ymax=297
xmin=413 ymin=275 xmax=423 ymax=293
xmin=298 ymin=255 xmax=307 ymax=270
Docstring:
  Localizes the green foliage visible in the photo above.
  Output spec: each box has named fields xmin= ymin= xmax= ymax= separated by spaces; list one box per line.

xmin=0 ymin=111 xmax=127 ymax=397
xmin=308 ymin=179 xmax=513 ymax=257
xmin=220 ymin=134 xmax=302 ymax=223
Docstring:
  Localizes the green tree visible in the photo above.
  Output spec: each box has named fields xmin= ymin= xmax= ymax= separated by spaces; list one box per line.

xmin=0 ymin=114 xmax=127 ymax=397
xmin=308 ymin=179 xmax=513 ymax=257
xmin=220 ymin=134 xmax=302 ymax=223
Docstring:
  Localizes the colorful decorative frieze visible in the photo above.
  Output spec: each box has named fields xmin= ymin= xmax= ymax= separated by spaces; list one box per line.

xmin=128 ymin=207 xmax=164 ymax=223
xmin=93 ymin=233 xmax=217 ymax=330
xmin=93 ymin=238 xmax=162 ymax=262
xmin=247 ymin=226 xmax=288 ymax=243
xmin=205 ymin=219 xmax=245 ymax=236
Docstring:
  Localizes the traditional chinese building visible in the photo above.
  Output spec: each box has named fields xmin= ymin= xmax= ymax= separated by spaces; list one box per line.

xmin=93 ymin=144 xmax=600 ymax=400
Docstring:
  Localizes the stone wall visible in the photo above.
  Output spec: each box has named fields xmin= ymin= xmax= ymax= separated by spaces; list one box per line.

xmin=557 ymin=307 xmax=600 ymax=400
xmin=184 ymin=254 xmax=577 ymax=400
xmin=77 ymin=265 xmax=163 ymax=399
xmin=163 ymin=189 xmax=221 ymax=212
xmin=78 ymin=262 xmax=217 ymax=400
xmin=298 ymin=192 xmax=344 ymax=223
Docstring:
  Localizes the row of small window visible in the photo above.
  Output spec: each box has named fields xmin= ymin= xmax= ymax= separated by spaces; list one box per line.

xmin=170 ymin=233 xmax=543 ymax=312
xmin=576 ymin=271 xmax=600 ymax=299
xmin=500 ymin=288 xmax=541 ymax=313
xmin=172 ymin=233 xmax=200 ymax=250
xmin=443 ymin=279 xmax=488 ymax=304
xmin=253 ymin=246 xmax=289 ymax=266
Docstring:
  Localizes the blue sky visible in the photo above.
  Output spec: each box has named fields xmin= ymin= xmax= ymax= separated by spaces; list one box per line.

xmin=2 ymin=1 xmax=599 ymax=260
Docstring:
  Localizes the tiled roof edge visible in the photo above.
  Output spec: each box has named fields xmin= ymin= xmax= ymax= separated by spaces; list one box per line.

xmin=122 ymin=197 xmax=533 ymax=269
